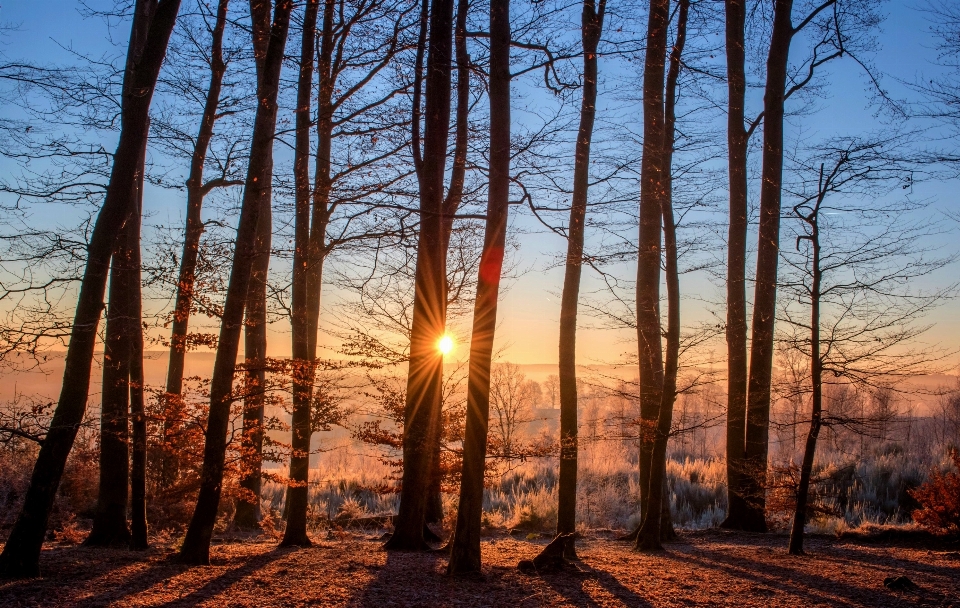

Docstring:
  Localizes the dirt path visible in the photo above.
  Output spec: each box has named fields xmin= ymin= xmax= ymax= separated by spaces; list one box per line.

xmin=1 ymin=530 xmax=957 ymax=607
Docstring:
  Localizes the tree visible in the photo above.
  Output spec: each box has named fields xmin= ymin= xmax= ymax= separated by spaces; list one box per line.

xmin=160 ymin=0 xmax=241 ymax=490
xmin=447 ymin=0 xmax=511 ymax=573
xmin=635 ymin=0 xmax=689 ymax=552
xmin=178 ymin=0 xmax=293 ymax=566
xmin=777 ymin=137 xmax=954 ymax=554
xmin=386 ymin=0 xmax=455 ymax=551
xmin=556 ymin=0 xmax=605 ymax=557
xmin=0 ymin=0 xmax=182 ymax=579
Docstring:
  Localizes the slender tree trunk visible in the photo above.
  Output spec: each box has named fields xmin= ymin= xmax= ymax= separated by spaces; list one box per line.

xmin=85 ymin=227 xmax=135 ymax=548
xmin=789 ymin=187 xmax=823 ymax=556
xmin=447 ymin=0 xmax=510 ymax=575
xmin=556 ymin=0 xmax=605 ymax=556
xmin=162 ymin=0 xmax=231 ymax=490
xmin=721 ymin=0 xmax=752 ymax=531
xmin=636 ymin=0 xmax=688 ymax=551
xmin=634 ymin=0 xmax=669 ymax=552
xmin=178 ymin=0 xmax=292 ymax=566
xmin=129 ymin=134 xmax=149 ymax=550
xmin=425 ymin=0 xmax=471 ymax=528
xmin=233 ymin=0 xmax=276 ymax=532
xmin=743 ymin=0 xmax=794 ymax=533
xmin=0 ymin=0 xmax=180 ymax=579
xmin=385 ymin=0 xmax=454 ymax=552
xmin=280 ymin=0 xmax=320 ymax=547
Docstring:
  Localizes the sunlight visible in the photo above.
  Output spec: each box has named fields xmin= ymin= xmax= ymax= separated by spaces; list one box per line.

xmin=437 ymin=334 xmax=455 ymax=355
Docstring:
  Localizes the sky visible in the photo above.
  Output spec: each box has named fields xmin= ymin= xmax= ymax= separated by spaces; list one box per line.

xmin=1 ymin=0 xmax=958 ymax=373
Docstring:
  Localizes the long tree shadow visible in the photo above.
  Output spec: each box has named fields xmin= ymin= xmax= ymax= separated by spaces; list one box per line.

xmin=669 ymin=544 xmax=900 ymax=607
xmin=354 ymin=547 xmax=452 ymax=606
xmin=150 ymin=549 xmax=287 ymax=608
xmin=534 ymin=561 xmax=654 ymax=607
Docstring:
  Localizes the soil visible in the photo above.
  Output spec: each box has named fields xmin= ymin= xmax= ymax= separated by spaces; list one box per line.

xmin=1 ymin=529 xmax=957 ymax=607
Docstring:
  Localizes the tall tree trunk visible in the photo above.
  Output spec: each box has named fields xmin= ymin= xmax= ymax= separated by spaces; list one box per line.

xmin=85 ymin=224 xmax=135 ymax=548
xmin=789 ymin=176 xmax=824 ymax=556
xmin=233 ymin=0 xmax=276 ymax=532
xmin=556 ymin=0 xmax=605 ymax=556
xmin=162 ymin=0 xmax=231 ymax=490
xmin=447 ymin=0 xmax=510 ymax=575
xmin=634 ymin=0 xmax=669 ymax=552
xmin=178 ymin=0 xmax=293 ymax=566
xmin=0 ymin=0 xmax=181 ymax=579
xmin=636 ymin=0 xmax=688 ymax=551
xmin=743 ymin=0 xmax=794 ymax=533
xmin=129 ymin=133 xmax=149 ymax=550
xmin=425 ymin=0 xmax=471 ymax=528
xmin=721 ymin=0 xmax=752 ymax=531
xmin=279 ymin=0 xmax=321 ymax=547
xmin=385 ymin=0 xmax=454 ymax=552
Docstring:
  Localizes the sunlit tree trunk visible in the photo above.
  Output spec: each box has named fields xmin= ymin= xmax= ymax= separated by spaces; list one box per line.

xmin=556 ymin=0 xmax=605 ymax=557
xmin=178 ymin=0 xmax=293 ymax=566
xmin=129 ymin=134 xmax=149 ymax=549
xmin=636 ymin=0 xmax=688 ymax=551
xmin=721 ymin=0 xmax=752 ymax=531
xmin=385 ymin=0 xmax=454 ymax=552
xmin=233 ymin=0 xmax=275 ymax=531
xmin=280 ymin=0 xmax=321 ymax=546
xmin=743 ymin=0 xmax=794 ymax=533
xmin=633 ymin=0 xmax=669 ymax=552
xmin=0 ymin=0 xmax=181 ymax=579
xmin=161 ymin=0 xmax=231 ymax=490
xmin=447 ymin=0 xmax=510 ymax=575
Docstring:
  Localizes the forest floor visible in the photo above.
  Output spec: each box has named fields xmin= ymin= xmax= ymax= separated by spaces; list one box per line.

xmin=1 ymin=528 xmax=958 ymax=607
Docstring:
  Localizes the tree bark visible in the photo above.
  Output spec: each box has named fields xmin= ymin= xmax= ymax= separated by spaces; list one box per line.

xmin=425 ymin=0 xmax=471 ymax=528
xmin=85 ymin=222 xmax=135 ymax=548
xmin=178 ymin=0 xmax=292 ymax=566
xmin=556 ymin=0 xmax=605 ymax=557
xmin=789 ymin=172 xmax=824 ymax=556
xmin=161 ymin=0 xmax=231 ymax=490
xmin=129 ymin=133 xmax=149 ymax=550
xmin=721 ymin=0 xmax=752 ymax=531
xmin=742 ymin=0 xmax=794 ymax=533
xmin=0 ymin=0 xmax=180 ymax=579
xmin=233 ymin=0 xmax=275 ymax=533
xmin=636 ymin=0 xmax=688 ymax=551
xmin=279 ymin=0 xmax=321 ymax=547
xmin=447 ymin=0 xmax=510 ymax=575
xmin=634 ymin=0 xmax=669 ymax=552
xmin=385 ymin=0 xmax=454 ymax=552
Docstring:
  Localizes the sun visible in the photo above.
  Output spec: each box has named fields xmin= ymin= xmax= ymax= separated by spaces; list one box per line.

xmin=437 ymin=334 xmax=455 ymax=355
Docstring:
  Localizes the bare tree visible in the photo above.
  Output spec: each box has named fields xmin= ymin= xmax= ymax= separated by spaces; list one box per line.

xmin=178 ymin=0 xmax=293 ymax=566
xmin=0 ymin=0 xmax=182 ymax=578
xmin=776 ymin=136 xmax=955 ymax=554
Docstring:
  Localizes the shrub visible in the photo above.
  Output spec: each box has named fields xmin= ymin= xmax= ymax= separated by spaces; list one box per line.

xmin=910 ymin=449 xmax=960 ymax=535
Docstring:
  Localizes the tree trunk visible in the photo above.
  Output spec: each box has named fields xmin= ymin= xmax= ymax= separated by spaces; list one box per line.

xmin=161 ymin=0 xmax=231 ymax=490
xmin=233 ymin=0 xmax=276 ymax=533
xmin=0 ymin=0 xmax=180 ymax=579
xmin=178 ymin=0 xmax=292 ymax=566
xmin=425 ymin=0 xmax=471 ymax=528
xmin=85 ymin=224 xmax=135 ymax=548
xmin=129 ymin=134 xmax=149 ymax=550
xmin=385 ymin=0 xmax=454 ymax=552
xmin=743 ymin=0 xmax=794 ymax=533
xmin=721 ymin=0 xmax=752 ymax=531
xmin=556 ymin=0 xmax=605 ymax=556
xmin=633 ymin=0 xmax=669 ymax=552
xmin=279 ymin=0 xmax=321 ymax=547
xmin=636 ymin=0 xmax=688 ymax=551
xmin=789 ymin=179 xmax=823 ymax=556
xmin=447 ymin=0 xmax=510 ymax=575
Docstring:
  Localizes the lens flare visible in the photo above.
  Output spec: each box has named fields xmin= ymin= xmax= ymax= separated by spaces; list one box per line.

xmin=437 ymin=334 xmax=455 ymax=355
